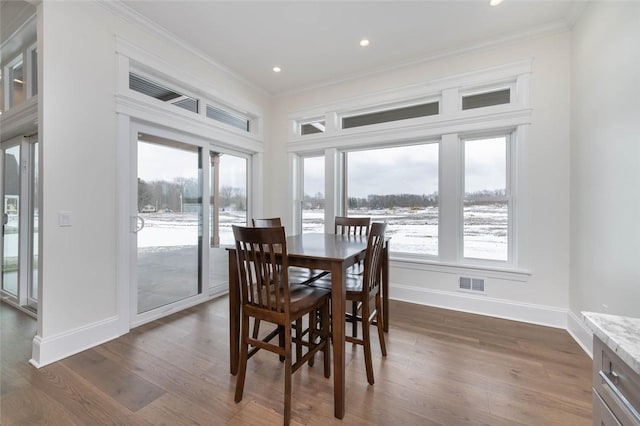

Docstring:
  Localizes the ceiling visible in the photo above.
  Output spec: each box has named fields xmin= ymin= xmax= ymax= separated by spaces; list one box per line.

xmin=124 ymin=1 xmax=580 ymax=96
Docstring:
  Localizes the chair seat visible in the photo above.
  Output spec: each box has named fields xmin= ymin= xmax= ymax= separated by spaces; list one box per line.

xmin=307 ymin=273 xmax=364 ymax=294
xmin=288 ymin=267 xmax=326 ymax=285
xmin=288 ymin=284 xmax=331 ymax=313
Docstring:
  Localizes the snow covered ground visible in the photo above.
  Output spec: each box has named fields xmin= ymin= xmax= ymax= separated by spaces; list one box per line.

xmin=136 ymin=205 xmax=507 ymax=260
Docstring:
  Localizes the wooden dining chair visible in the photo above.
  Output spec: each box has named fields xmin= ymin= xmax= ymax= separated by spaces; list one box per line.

xmin=250 ymin=217 xmax=325 ymax=346
xmin=252 ymin=217 xmax=282 ymax=227
xmin=344 ymin=221 xmax=387 ymax=385
xmin=334 ymin=216 xmax=370 ymax=236
xmin=309 ymin=222 xmax=387 ymax=384
xmin=334 ymin=216 xmax=371 ymax=337
xmin=233 ymin=225 xmax=331 ymax=425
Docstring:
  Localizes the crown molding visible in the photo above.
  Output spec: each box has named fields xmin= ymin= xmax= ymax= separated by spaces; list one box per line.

xmin=565 ymin=2 xmax=590 ymax=28
xmin=97 ymin=0 xmax=269 ymax=98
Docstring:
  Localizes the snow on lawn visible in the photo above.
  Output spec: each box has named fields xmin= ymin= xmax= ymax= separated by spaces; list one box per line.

xmin=136 ymin=205 xmax=507 ymax=260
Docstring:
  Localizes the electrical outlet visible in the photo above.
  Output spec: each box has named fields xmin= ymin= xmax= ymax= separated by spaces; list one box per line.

xmin=58 ymin=211 xmax=73 ymax=227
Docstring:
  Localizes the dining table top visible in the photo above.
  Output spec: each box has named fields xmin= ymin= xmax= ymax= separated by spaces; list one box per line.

xmin=284 ymin=232 xmax=368 ymax=260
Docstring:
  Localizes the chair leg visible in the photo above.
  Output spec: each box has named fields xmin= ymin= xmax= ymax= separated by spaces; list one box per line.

xmin=308 ymin=310 xmax=316 ymax=367
xmin=295 ymin=318 xmax=303 ymax=363
xmin=284 ymin=324 xmax=293 ymax=426
xmin=352 ymin=301 xmax=358 ymax=338
xmin=361 ymin=303 xmax=374 ymax=385
xmin=234 ymin=314 xmax=250 ymax=403
xmin=322 ymin=303 xmax=331 ymax=378
xmin=278 ymin=325 xmax=285 ymax=362
xmin=375 ymin=293 xmax=387 ymax=356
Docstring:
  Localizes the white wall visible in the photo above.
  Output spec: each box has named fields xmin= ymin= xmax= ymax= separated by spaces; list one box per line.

xmin=269 ymin=31 xmax=572 ymax=327
xmin=570 ymin=3 xmax=640 ymax=320
xmin=35 ymin=2 xmax=269 ymax=366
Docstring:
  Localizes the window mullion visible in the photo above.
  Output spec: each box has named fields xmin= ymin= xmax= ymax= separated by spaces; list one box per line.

xmin=438 ymin=133 xmax=461 ymax=262
xmin=324 ymin=148 xmax=339 ymax=233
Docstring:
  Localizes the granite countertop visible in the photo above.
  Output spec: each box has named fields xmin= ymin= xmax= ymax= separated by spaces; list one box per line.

xmin=583 ymin=311 xmax=640 ymax=376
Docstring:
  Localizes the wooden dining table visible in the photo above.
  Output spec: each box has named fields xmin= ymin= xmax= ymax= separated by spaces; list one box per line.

xmin=227 ymin=232 xmax=389 ymax=419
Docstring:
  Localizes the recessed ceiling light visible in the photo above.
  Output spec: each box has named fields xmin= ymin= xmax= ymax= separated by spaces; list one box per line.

xmin=490 ymin=0 xmax=504 ymax=5
xmin=272 ymin=66 xmax=282 ymax=73
xmin=359 ymin=39 xmax=370 ymax=47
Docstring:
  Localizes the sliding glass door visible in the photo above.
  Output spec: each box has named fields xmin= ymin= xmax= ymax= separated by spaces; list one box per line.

xmin=129 ymin=123 xmax=253 ymax=326
xmin=1 ymin=135 xmax=38 ymax=311
xmin=2 ymin=143 xmax=20 ymax=298
xmin=133 ymin=132 xmax=203 ymax=323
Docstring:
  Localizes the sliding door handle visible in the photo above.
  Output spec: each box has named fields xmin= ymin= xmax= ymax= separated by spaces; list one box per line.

xmin=132 ymin=216 xmax=145 ymax=233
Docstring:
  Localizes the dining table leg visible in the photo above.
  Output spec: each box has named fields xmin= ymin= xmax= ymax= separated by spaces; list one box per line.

xmin=228 ymin=249 xmax=239 ymax=376
xmin=331 ymin=261 xmax=346 ymax=419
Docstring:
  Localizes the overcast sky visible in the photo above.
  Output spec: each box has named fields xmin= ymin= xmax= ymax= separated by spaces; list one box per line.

xmin=139 ymin=137 xmax=505 ymax=198
xmin=138 ymin=141 xmax=198 ymax=182
xmin=138 ymin=142 xmax=247 ymax=191
xmin=304 ymin=138 xmax=506 ymax=198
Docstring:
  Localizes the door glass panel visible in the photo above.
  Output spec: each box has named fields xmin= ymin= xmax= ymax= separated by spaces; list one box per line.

xmin=303 ymin=156 xmax=325 ymax=233
xmin=216 ymin=154 xmax=247 ymax=246
xmin=29 ymin=141 xmax=39 ymax=304
xmin=136 ymin=135 xmax=202 ymax=314
xmin=209 ymin=153 xmax=247 ymax=290
xmin=2 ymin=145 xmax=20 ymax=296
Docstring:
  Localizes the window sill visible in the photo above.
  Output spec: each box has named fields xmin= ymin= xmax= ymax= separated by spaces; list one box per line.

xmin=389 ymin=255 xmax=531 ymax=282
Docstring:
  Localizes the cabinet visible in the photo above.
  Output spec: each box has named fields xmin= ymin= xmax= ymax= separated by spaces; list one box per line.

xmin=592 ymin=336 xmax=640 ymax=426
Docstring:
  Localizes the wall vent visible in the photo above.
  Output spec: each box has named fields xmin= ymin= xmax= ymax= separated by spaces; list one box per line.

xmin=459 ymin=276 xmax=472 ymax=290
xmin=459 ymin=276 xmax=485 ymax=292
xmin=471 ymin=278 xmax=485 ymax=292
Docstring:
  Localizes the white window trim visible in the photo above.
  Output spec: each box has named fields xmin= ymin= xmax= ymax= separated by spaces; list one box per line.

xmin=287 ymin=60 xmax=531 ymax=271
xmin=115 ymin=36 xmax=263 ymax=140
xmin=114 ymin=37 xmax=265 ymax=334
xmin=25 ymin=42 xmax=37 ymax=99
xmin=459 ymin=131 xmax=515 ymax=266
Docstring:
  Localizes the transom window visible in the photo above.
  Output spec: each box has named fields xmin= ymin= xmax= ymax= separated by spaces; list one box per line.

xmin=128 ymin=71 xmax=253 ymax=133
xmin=342 ymin=101 xmax=439 ymax=129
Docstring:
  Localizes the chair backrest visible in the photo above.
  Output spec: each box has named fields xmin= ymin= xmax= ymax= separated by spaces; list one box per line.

xmin=252 ymin=217 xmax=282 ymax=227
xmin=233 ymin=225 xmax=290 ymax=313
xmin=361 ymin=222 xmax=386 ymax=298
xmin=334 ymin=216 xmax=370 ymax=236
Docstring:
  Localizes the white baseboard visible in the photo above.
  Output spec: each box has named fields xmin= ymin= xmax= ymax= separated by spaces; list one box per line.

xmin=208 ymin=283 xmax=228 ymax=299
xmin=30 ymin=315 xmax=120 ymax=368
xmin=392 ymin=284 xmax=568 ymax=329
xmin=566 ymin=309 xmax=593 ymax=358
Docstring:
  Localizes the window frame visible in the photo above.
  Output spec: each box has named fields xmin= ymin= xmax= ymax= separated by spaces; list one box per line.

xmin=5 ymin=54 xmax=25 ymax=109
xmin=460 ymin=131 xmax=515 ymax=265
xmin=287 ymin=60 xmax=531 ymax=272
xmin=299 ymin=154 xmax=327 ymax=234
xmin=339 ymin=141 xmax=441 ymax=259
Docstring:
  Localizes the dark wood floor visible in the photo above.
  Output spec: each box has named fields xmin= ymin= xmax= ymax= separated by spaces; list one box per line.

xmin=1 ymin=297 xmax=592 ymax=425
